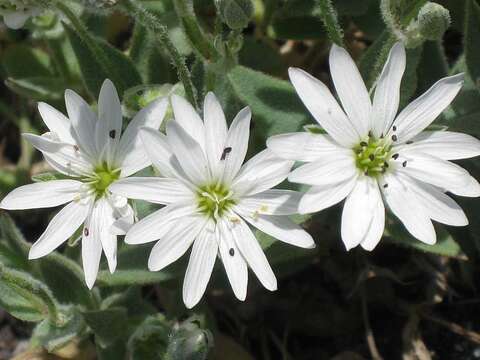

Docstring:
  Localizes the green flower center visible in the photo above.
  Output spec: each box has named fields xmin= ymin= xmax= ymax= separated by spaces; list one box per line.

xmin=354 ymin=136 xmax=392 ymax=177
xmin=197 ymin=183 xmax=236 ymax=220
xmin=88 ymin=164 xmax=120 ymax=198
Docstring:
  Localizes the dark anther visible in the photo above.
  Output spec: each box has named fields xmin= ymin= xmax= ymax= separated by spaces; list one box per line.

xmin=368 ymin=130 xmax=373 ymax=137
xmin=369 ymin=154 xmax=375 ymax=161
xmin=402 ymin=161 xmax=407 ymax=167
xmin=406 ymin=141 xmax=413 ymax=145
xmin=392 ymin=153 xmax=399 ymax=160
xmin=220 ymin=147 xmax=232 ymax=160
xmin=384 ymin=162 xmax=389 ymax=168
xmin=380 ymin=133 xmax=384 ymax=138
xmin=392 ymin=126 xmax=397 ymax=131
xmin=229 ymin=248 xmax=235 ymax=256
xmin=84 ymin=228 xmax=89 ymax=236
xmin=364 ymin=170 xmax=369 ymax=176
xmin=383 ymin=183 xmax=389 ymax=188
xmin=73 ymin=145 xmax=79 ymax=152
xmin=109 ymin=130 xmax=116 ymax=139
xmin=360 ymin=141 xmax=368 ymax=147
xmin=391 ymin=134 xmax=398 ymax=142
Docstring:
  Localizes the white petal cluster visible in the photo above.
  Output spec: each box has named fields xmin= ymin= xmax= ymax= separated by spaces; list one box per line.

xmin=0 ymin=79 xmax=168 ymax=288
xmin=268 ymin=42 xmax=480 ymax=251
xmin=110 ymin=93 xmax=314 ymax=308
xmin=0 ymin=0 xmax=41 ymax=29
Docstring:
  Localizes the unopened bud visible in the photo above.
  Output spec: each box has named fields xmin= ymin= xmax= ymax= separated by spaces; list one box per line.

xmin=217 ymin=0 xmax=253 ymax=30
xmin=417 ymin=2 xmax=450 ymax=40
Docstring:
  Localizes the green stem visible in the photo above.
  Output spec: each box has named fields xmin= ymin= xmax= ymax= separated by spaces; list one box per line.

xmin=316 ymin=0 xmax=344 ymax=46
xmin=173 ymin=0 xmax=221 ymax=62
xmin=121 ymin=0 xmax=198 ymax=108
xmin=0 ymin=264 xmax=61 ymax=325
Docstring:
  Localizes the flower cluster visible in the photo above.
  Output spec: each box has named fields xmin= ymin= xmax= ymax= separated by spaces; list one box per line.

xmin=1 ymin=42 xmax=479 ymax=308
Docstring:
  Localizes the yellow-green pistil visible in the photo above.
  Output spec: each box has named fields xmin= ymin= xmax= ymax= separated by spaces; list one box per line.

xmin=197 ymin=183 xmax=236 ymax=220
xmin=88 ymin=164 xmax=120 ymax=198
xmin=354 ymin=136 xmax=392 ymax=177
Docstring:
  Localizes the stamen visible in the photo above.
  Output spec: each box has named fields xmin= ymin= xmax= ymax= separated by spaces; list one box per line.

xmin=406 ymin=141 xmax=413 ymax=145
xmin=402 ymin=161 xmax=407 ymax=167
xmin=360 ymin=141 xmax=368 ymax=147
xmin=220 ymin=147 xmax=232 ymax=160
xmin=84 ymin=228 xmax=89 ymax=236
xmin=391 ymin=135 xmax=398 ymax=142
xmin=383 ymin=183 xmax=389 ymax=188
xmin=392 ymin=126 xmax=397 ymax=131
xmin=109 ymin=130 xmax=116 ymax=139
xmin=229 ymin=248 xmax=235 ymax=256
xmin=392 ymin=153 xmax=399 ymax=160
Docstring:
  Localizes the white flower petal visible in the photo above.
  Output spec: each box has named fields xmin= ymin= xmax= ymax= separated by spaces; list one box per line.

xmin=81 ymin=212 xmax=102 ymax=289
xmin=64 ymin=89 xmax=98 ymax=158
xmin=0 ymin=180 xmax=82 ymax=210
xmin=397 ymin=131 xmax=480 ymax=160
xmin=232 ymin=150 xmax=293 ymax=196
xmin=298 ymin=175 xmax=358 ymax=214
xmin=288 ymin=67 xmax=359 ymax=147
xmin=171 ymin=95 xmax=206 ymax=150
xmin=37 ymin=102 xmax=75 ymax=144
xmin=110 ymin=177 xmax=193 ymax=205
xmin=23 ymin=133 xmax=93 ymax=176
xmin=382 ymin=173 xmax=436 ymax=245
xmin=183 ymin=222 xmax=218 ymax=309
xmin=218 ymin=219 xmax=248 ymax=301
xmin=117 ymin=98 xmax=168 ymax=177
xmin=329 ymin=44 xmax=371 ymax=137
xmin=391 ymin=74 xmax=464 ymax=142
xmin=204 ymin=92 xmax=228 ymax=178
xmin=236 ymin=190 xmax=302 ymax=216
xmin=3 ymin=11 xmax=29 ymax=29
xmin=148 ymin=216 xmax=206 ymax=272
xmin=233 ymin=218 xmax=277 ymax=291
xmin=237 ymin=211 xmax=315 ymax=249
xmin=399 ymin=174 xmax=468 ymax=226
xmin=359 ymin=190 xmax=385 ymax=251
xmin=266 ymin=132 xmax=343 ymax=162
xmin=139 ymin=127 xmax=188 ymax=180
xmin=166 ymin=121 xmax=210 ymax=184
xmin=341 ymin=177 xmax=382 ymax=250
xmin=29 ymin=199 xmax=92 ymax=260
xmin=110 ymin=204 xmax=134 ymax=236
xmin=396 ymin=151 xmax=477 ymax=197
xmin=89 ymin=198 xmax=117 ymax=274
xmin=96 ymin=79 xmax=122 ymax=165
xmin=125 ymin=202 xmax=198 ymax=244
xmin=372 ymin=42 xmax=406 ymax=137
xmin=288 ymin=151 xmax=357 ymax=186
xmin=220 ymin=107 xmax=252 ymax=183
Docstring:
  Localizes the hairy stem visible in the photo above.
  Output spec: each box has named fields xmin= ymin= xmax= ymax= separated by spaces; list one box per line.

xmin=122 ymin=0 xmax=198 ymax=108
xmin=174 ymin=0 xmax=220 ymax=62
xmin=316 ymin=0 xmax=344 ymax=46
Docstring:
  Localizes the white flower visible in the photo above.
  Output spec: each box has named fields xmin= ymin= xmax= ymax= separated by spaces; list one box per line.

xmin=110 ymin=93 xmax=315 ymax=308
xmin=0 ymin=0 xmax=41 ymax=29
xmin=267 ymin=42 xmax=480 ymax=251
xmin=0 ymin=79 xmax=168 ymax=288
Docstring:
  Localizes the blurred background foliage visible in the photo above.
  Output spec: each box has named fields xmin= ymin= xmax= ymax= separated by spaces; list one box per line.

xmin=1 ymin=0 xmax=480 ymax=359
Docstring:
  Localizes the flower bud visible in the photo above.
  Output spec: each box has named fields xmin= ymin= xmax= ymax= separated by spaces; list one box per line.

xmin=166 ymin=317 xmax=213 ymax=360
xmin=417 ymin=2 xmax=450 ymax=40
xmin=217 ymin=0 xmax=253 ymax=30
